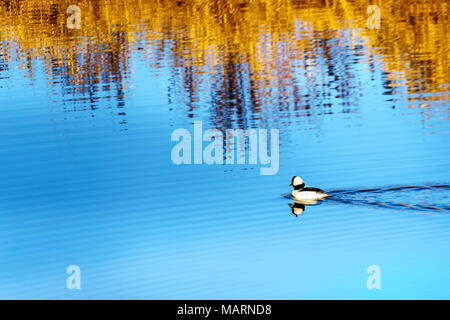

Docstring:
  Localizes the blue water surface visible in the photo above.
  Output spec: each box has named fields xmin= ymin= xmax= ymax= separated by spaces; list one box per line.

xmin=0 ymin=17 xmax=449 ymax=299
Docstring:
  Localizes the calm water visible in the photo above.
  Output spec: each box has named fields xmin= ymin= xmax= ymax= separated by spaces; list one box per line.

xmin=0 ymin=0 xmax=449 ymax=299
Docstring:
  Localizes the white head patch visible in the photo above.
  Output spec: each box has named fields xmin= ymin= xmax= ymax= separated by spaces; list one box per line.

xmin=293 ymin=176 xmax=304 ymax=186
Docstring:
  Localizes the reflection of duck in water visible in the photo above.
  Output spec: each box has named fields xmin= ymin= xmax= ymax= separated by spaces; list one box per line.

xmin=288 ymin=203 xmax=305 ymax=217
xmin=288 ymin=199 xmax=322 ymax=217
xmin=289 ymin=176 xmax=329 ymax=201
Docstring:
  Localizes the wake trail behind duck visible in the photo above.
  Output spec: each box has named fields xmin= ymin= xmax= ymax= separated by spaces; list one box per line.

xmin=284 ymin=184 xmax=450 ymax=213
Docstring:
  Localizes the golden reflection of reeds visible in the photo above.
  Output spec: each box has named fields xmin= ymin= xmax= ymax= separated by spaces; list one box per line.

xmin=0 ymin=0 xmax=448 ymax=117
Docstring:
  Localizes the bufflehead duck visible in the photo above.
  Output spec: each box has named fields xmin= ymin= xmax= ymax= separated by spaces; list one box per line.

xmin=289 ymin=176 xmax=329 ymax=201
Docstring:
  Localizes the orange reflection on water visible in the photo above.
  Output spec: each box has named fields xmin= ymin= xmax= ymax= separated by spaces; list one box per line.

xmin=0 ymin=0 xmax=448 ymax=126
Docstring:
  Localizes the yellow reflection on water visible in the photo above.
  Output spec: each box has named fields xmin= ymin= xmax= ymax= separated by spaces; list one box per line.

xmin=0 ymin=0 xmax=448 ymax=121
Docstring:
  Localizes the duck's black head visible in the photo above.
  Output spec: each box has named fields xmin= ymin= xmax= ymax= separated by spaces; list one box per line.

xmin=289 ymin=176 xmax=305 ymax=190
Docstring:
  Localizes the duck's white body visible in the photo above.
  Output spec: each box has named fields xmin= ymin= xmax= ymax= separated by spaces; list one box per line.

xmin=292 ymin=189 xmax=328 ymax=201
xmin=289 ymin=176 xmax=329 ymax=201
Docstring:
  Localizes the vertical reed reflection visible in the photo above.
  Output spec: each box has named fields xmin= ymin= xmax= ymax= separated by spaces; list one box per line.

xmin=0 ymin=0 xmax=448 ymax=129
